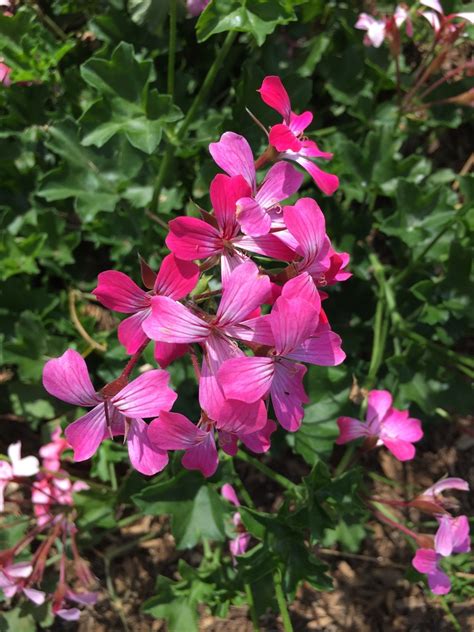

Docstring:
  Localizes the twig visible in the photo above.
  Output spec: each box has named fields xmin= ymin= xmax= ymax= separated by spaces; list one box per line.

xmin=68 ymin=290 xmax=106 ymax=353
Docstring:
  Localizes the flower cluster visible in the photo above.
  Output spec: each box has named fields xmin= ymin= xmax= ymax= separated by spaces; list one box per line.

xmin=43 ymin=75 xmax=349 ymax=479
xmin=0 ymin=434 xmax=97 ymax=619
xmin=356 ymin=1 xmax=473 ymax=49
xmin=412 ymin=478 xmax=470 ymax=595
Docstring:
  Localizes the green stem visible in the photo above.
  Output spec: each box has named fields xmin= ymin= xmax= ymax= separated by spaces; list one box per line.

xmin=236 ymin=450 xmax=297 ymax=492
xmin=109 ymin=461 xmax=118 ymax=491
xmin=244 ymin=583 xmax=260 ymax=632
xmin=273 ymin=569 xmax=293 ymax=632
xmin=334 ymin=444 xmax=356 ymax=476
xmin=152 ymin=30 xmax=237 ymax=211
xmin=167 ymin=0 xmax=177 ymax=97
xmin=401 ymin=329 xmax=474 ymax=377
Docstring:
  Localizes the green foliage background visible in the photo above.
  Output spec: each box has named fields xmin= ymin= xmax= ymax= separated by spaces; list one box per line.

xmin=0 ymin=0 xmax=473 ymax=628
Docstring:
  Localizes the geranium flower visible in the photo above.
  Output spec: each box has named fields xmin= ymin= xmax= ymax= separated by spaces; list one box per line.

xmin=43 ymin=349 xmax=176 ymax=474
xmin=0 ymin=442 xmax=39 ymax=511
xmin=336 ymin=390 xmax=423 ymax=461
xmin=257 ymin=76 xmax=339 ymax=195
xmin=93 ymin=254 xmax=199 ymax=365
xmin=221 ymin=484 xmax=251 ymax=557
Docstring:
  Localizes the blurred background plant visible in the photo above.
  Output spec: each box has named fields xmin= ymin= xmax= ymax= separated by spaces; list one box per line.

xmin=0 ymin=1 xmax=472 ymax=630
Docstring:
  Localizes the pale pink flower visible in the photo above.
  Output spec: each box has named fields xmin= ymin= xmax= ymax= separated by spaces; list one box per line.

xmin=221 ymin=484 xmax=251 ymax=557
xmin=0 ymin=61 xmax=11 ymax=86
xmin=54 ymin=589 xmax=98 ymax=621
xmin=257 ymin=77 xmax=339 ymax=195
xmin=394 ymin=4 xmax=414 ymax=37
xmin=93 ymin=254 xmax=199 ymax=365
xmin=42 ymin=349 xmax=176 ymax=474
xmin=336 ymin=390 xmax=423 ymax=461
xmin=0 ymin=442 xmax=39 ymax=511
xmin=411 ymin=477 xmax=470 ymax=514
xmin=355 ymin=13 xmax=387 ymax=47
xmin=0 ymin=562 xmax=45 ymax=604
xmin=39 ymin=427 xmax=69 ymax=472
xmin=420 ymin=0 xmax=474 ymax=33
xmin=186 ymin=0 xmax=210 ymax=17
xmin=412 ymin=515 xmax=470 ymax=595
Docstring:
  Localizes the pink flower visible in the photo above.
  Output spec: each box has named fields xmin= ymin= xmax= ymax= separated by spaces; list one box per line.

xmin=143 ymin=260 xmax=272 ymax=426
xmin=412 ymin=515 xmax=470 ymax=595
xmin=0 ymin=442 xmax=39 ymax=511
xmin=221 ymin=484 xmax=251 ymax=557
xmin=39 ymin=427 xmax=69 ymax=472
xmin=258 ymin=77 xmax=339 ymax=195
xmin=420 ymin=1 xmax=474 ymax=34
xmin=0 ymin=562 xmax=45 ymax=604
xmin=42 ymin=349 xmax=176 ymax=474
xmin=410 ymin=477 xmax=470 ymax=514
xmin=166 ymin=173 xmax=295 ymax=281
xmin=0 ymin=61 xmax=11 ymax=86
xmin=355 ymin=13 xmax=387 ymax=47
xmin=93 ymin=254 xmax=199 ymax=364
xmin=209 ymin=132 xmax=303 ymax=236
xmin=186 ymin=0 xmax=210 ymax=17
xmin=217 ymin=276 xmax=345 ymax=431
xmin=336 ymin=390 xmax=423 ymax=461
xmin=394 ymin=4 xmax=414 ymax=37
xmin=53 ymin=589 xmax=98 ymax=621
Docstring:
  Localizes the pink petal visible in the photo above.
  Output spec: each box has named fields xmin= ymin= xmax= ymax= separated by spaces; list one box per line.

xmin=182 ymin=432 xmax=219 ymax=478
xmin=419 ymin=0 xmax=443 ymax=12
xmin=216 ymin=261 xmax=271 ymax=328
xmin=216 ymin=398 xmax=268 ymax=435
xmin=154 ymin=254 xmax=200 ymax=299
xmin=269 ymin=124 xmax=302 ymax=152
xmin=366 ymin=390 xmax=393 ymax=425
xmin=382 ymin=438 xmax=416 ymax=461
xmin=289 ymin=111 xmax=313 ymax=135
xmin=8 ymin=442 xmax=39 ymax=477
xmin=425 ymin=477 xmax=470 ymax=497
xmin=283 ymin=198 xmax=327 ymax=263
xmin=412 ymin=548 xmax=438 ymax=574
xmin=336 ymin=417 xmax=368 ymax=444
xmin=451 ymin=515 xmax=471 ymax=554
xmin=23 ymin=588 xmax=46 ymax=605
xmin=421 ymin=10 xmax=441 ymax=31
xmin=143 ymin=295 xmax=210 ymax=343
xmin=218 ymin=356 xmax=275 ymax=403
xmin=258 ymin=76 xmax=291 ymax=121
xmin=67 ymin=590 xmax=98 ymax=606
xmin=234 ymin=233 xmax=296 ymax=261
xmin=218 ymin=431 xmax=239 ymax=456
xmin=43 ymin=349 xmax=100 ymax=407
xmin=93 ymin=271 xmax=149 ymax=313
xmin=281 ymin=273 xmax=320 ymax=308
xmin=240 ymin=419 xmax=277 ymax=453
xmin=291 ymin=156 xmax=339 ymax=195
xmin=65 ymin=404 xmax=108 ymax=461
xmin=166 ymin=216 xmax=222 ymax=260
xmin=154 ymin=341 xmax=188 ymax=368
xmin=56 ymin=608 xmax=81 ymax=621
xmin=209 ymin=132 xmax=256 ymax=191
xmin=236 ymin=197 xmax=272 ymax=237
xmin=230 ymin=532 xmax=251 ymax=557
xmin=5 ymin=562 xmax=33 ymax=579
xmin=435 ymin=515 xmax=456 ymax=556
xmin=111 ymin=369 xmax=176 ymax=418
xmin=382 ymin=412 xmax=423 ymax=442
xmin=126 ymin=418 xmax=169 ymax=475
xmin=148 ymin=411 xmax=206 ymax=450
xmin=455 ymin=12 xmax=474 ymax=24
xmin=270 ymin=360 xmax=308 ymax=431
xmin=221 ymin=250 xmax=249 ymax=284
xmin=210 ymin=174 xmax=250 ymax=234
xmin=221 ymin=483 xmax=240 ymax=506
xmin=285 ymin=331 xmax=345 ymax=366
xmin=256 ymin=161 xmax=303 ymax=210
xmin=227 ymin=314 xmax=274 ymax=347
xmin=270 ymin=297 xmax=319 ymax=356
xmin=427 ymin=569 xmax=451 ymax=595
xmin=118 ymin=309 xmax=150 ymax=355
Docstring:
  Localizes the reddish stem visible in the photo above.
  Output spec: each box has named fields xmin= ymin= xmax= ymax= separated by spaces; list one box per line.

xmin=120 ymin=341 xmax=149 ymax=379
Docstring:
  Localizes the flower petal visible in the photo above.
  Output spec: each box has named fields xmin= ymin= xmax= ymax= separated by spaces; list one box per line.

xmin=285 ymin=331 xmax=346 ymax=366
xmin=148 ymin=411 xmax=206 ymax=450
xmin=382 ymin=438 xmax=416 ymax=461
xmin=65 ymin=404 xmax=108 ymax=461
xmin=283 ymin=197 xmax=327 ymax=262
xmin=166 ymin=216 xmax=222 ymax=260
xmin=256 ymin=161 xmax=303 ymax=210
xmin=43 ymin=349 xmax=100 ymax=407
xmin=258 ymin=76 xmax=291 ymax=121
xmin=236 ymin=197 xmax=272 ymax=237
xmin=270 ymin=359 xmax=308 ymax=431
xmin=366 ymin=390 xmax=393 ymax=425
xmin=118 ymin=310 xmax=150 ymax=355
xmin=209 ymin=132 xmax=256 ymax=191
xmin=218 ymin=356 xmax=275 ymax=403
xmin=289 ymin=111 xmax=313 ymax=135
xmin=143 ymin=295 xmax=210 ymax=343
xmin=336 ymin=417 xmax=368 ymax=444
xmin=111 ymin=369 xmax=176 ymax=418
xmin=412 ymin=548 xmax=438 ymax=574
xmin=291 ymin=155 xmax=339 ymax=195
xmin=127 ymin=418 xmax=169 ymax=476
xmin=154 ymin=254 xmax=200 ymax=300
xmin=221 ymin=483 xmax=240 ymax=506
xmin=182 ymin=431 xmax=219 ymax=478
xmin=270 ymin=297 xmax=319 ymax=356
xmin=269 ymin=124 xmax=301 ymax=152
xmin=154 ymin=341 xmax=189 ymax=368
xmin=216 ymin=261 xmax=271 ymax=327
xmin=93 ymin=270 xmax=149 ymax=313
xmin=240 ymin=419 xmax=277 ymax=453
xmin=210 ymin=174 xmax=250 ymax=234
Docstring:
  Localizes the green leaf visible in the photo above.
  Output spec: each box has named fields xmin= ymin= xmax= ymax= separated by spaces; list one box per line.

xmin=196 ymin=0 xmax=297 ymax=46
xmin=133 ymin=471 xmax=227 ymax=548
xmin=143 ymin=577 xmax=198 ymax=632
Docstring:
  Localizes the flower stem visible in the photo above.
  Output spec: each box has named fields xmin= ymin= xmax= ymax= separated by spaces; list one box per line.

xmin=152 ymin=30 xmax=237 ymax=211
xmin=236 ymin=450 xmax=297 ymax=492
xmin=244 ymin=582 xmax=260 ymax=631
xmin=167 ymin=0 xmax=177 ymax=97
xmin=273 ymin=569 xmax=293 ymax=632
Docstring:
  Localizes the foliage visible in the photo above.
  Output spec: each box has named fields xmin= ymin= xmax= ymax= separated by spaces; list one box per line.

xmin=0 ymin=0 xmax=472 ymax=629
